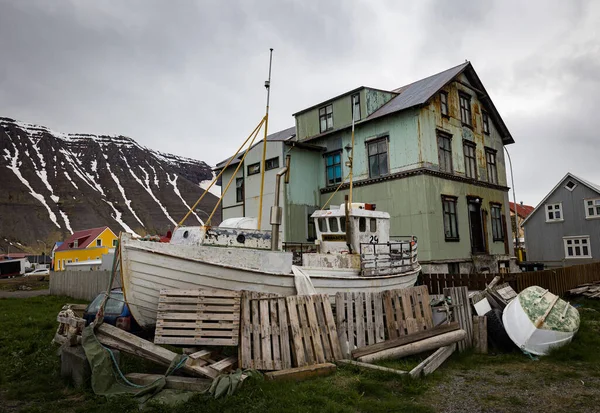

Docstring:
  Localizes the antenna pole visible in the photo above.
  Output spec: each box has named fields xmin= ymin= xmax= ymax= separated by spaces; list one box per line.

xmin=349 ymin=99 xmax=355 ymax=206
xmin=257 ymin=48 xmax=273 ymax=230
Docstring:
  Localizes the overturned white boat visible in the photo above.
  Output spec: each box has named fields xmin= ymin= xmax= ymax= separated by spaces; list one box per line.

xmin=502 ymin=286 xmax=580 ymax=356
xmin=120 ymin=202 xmax=420 ymax=328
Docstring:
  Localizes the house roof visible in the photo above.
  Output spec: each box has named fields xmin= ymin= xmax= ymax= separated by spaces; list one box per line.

xmin=367 ymin=62 xmax=469 ymax=121
xmin=214 ymin=126 xmax=296 ymax=170
xmin=299 ymin=61 xmax=514 ymax=145
xmin=509 ymin=202 xmax=535 ymax=219
xmin=521 ymin=173 xmax=600 ymax=226
xmin=55 ymin=226 xmax=114 ymax=252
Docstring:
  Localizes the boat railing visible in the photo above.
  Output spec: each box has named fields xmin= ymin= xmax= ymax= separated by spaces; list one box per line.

xmin=359 ymin=237 xmax=418 ymax=277
xmin=282 ymin=242 xmax=318 ymax=266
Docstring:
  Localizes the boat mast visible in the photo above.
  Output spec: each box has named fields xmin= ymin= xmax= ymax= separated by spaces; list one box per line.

xmin=349 ymin=98 xmax=355 ymax=205
xmin=257 ymin=48 xmax=274 ymax=230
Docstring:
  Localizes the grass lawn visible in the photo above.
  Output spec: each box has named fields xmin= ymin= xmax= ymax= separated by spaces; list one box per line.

xmin=1 ymin=295 xmax=599 ymax=413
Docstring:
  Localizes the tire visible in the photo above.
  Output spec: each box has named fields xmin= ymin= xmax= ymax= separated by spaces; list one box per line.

xmin=485 ymin=308 xmax=515 ymax=352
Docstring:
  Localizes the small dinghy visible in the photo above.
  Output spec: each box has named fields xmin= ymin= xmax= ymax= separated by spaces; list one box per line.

xmin=502 ymin=286 xmax=580 ymax=356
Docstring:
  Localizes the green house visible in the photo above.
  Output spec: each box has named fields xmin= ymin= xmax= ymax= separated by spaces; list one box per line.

xmin=216 ymin=62 xmax=518 ymax=274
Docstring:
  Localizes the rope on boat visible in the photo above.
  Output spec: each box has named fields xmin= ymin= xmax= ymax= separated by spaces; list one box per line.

xmin=321 ymin=172 xmax=351 ymax=210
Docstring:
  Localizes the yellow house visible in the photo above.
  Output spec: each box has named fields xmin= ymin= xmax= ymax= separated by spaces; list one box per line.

xmin=53 ymin=226 xmax=118 ymax=271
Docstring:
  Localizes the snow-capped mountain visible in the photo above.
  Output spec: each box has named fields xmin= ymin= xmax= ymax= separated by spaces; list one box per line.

xmin=0 ymin=116 xmax=221 ymax=249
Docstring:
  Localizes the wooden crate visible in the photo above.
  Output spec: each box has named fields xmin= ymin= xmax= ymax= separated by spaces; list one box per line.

xmin=335 ymin=292 xmax=385 ymax=358
xmin=239 ymin=292 xmax=291 ymax=371
xmin=154 ymin=288 xmax=242 ymax=346
xmin=286 ymin=294 xmax=343 ymax=367
xmin=383 ymin=285 xmax=434 ymax=339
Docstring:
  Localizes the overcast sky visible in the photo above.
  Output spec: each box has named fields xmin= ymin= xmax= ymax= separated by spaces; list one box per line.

xmin=1 ymin=0 xmax=599 ymax=207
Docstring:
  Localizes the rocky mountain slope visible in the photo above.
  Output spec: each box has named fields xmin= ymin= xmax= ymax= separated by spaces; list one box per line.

xmin=0 ymin=117 xmax=221 ymax=251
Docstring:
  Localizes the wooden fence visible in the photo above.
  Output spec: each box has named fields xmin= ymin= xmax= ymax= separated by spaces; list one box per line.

xmin=49 ymin=270 xmax=120 ymax=301
xmin=422 ymin=261 xmax=600 ymax=297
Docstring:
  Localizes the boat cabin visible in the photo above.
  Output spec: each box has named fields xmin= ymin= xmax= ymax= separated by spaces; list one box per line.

xmin=312 ymin=203 xmax=390 ymax=254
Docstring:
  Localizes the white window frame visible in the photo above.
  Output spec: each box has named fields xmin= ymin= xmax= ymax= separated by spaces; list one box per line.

xmin=96 ymin=239 xmax=102 ymax=247
xmin=584 ymin=198 xmax=600 ymax=219
xmin=545 ymin=203 xmax=563 ymax=222
xmin=565 ymin=180 xmax=577 ymax=191
xmin=563 ymin=236 xmax=591 ymax=259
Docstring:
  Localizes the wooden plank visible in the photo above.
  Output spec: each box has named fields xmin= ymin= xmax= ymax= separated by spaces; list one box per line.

xmin=337 ymin=359 xmax=407 ymax=375
xmin=286 ymin=296 xmax=306 ymax=367
xmin=125 ymin=373 xmax=212 ymax=392
xmin=210 ymin=356 xmax=238 ymax=373
xmin=409 ymin=344 xmax=456 ymax=378
xmin=355 ymin=292 xmax=366 ymax=348
xmin=269 ymin=299 xmax=281 ymax=370
xmin=320 ymin=294 xmax=343 ymax=361
xmin=259 ymin=299 xmax=272 ymax=369
xmin=373 ymin=292 xmax=385 ymax=343
xmin=351 ymin=322 xmax=460 ymax=359
xmin=295 ymin=296 xmax=316 ymax=365
xmin=188 ymin=349 xmax=212 ymax=360
xmin=472 ymin=315 xmax=488 ymax=354
xmin=444 ymin=286 xmax=473 ymax=352
xmin=383 ymin=291 xmax=397 ymax=339
xmin=365 ymin=293 xmax=375 ymax=345
xmin=240 ymin=291 xmax=252 ymax=369
xmin=304 ymin=296 xmax=325 ymax=364
xmin=264 ymin=363 xmax=336 ymax=381
xmin=278 ymin=298 xmax=292 ymax=369
xmin=336 ymin=293 xmax=349 ymax=357
xmin=314 ymin=294 xmax=332 ymax=361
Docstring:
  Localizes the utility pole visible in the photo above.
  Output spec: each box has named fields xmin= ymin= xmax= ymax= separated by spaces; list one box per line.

xmin=37 ymin=240 xmax=47 ymax=266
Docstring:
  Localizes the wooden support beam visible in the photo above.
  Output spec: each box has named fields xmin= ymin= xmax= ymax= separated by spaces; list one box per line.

xmin=351 ymin=322 xmax=459 ymax=359
xmin=125 ymin=373 xmax=212 ymax=392
xmin=96 ymin=323 xmax=218 ymax=378
xmin=264 ymin=363 xmax=336 ymax=381
xmin=472 ymin=316 xmax=488 ymax=354
xmin=337 ymin=359 xmax=407 ymax=376
xmin=357 ymin=329 xmax=466 ymax=363
xmin=408 ymin=344 xmax=456 ymax=378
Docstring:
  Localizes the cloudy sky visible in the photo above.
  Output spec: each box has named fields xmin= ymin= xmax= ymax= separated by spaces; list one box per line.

xmin=1 ymin=0 xmax=598 ymax=206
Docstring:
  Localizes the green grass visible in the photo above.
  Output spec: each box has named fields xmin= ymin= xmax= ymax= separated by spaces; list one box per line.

xmin=1 ymin=296 xmax=600 ymax=413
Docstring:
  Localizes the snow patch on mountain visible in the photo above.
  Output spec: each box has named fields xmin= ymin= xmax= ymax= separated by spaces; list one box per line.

xmin=168 ymin=173 xmax=202 ymax=224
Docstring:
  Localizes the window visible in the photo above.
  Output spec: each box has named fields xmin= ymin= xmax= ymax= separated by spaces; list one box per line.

xmin=564 ymin=236 xmax=591 ymax=259
xmin=485 ymin=148 xmax=498 ymax=184
xmin=370 ymin=218 xmax=377 ymax=232
xmin=440 ymin=92 xmax=449 ymax=116
xmin=247 ymin=162 xmax=260 ymax=176
xmin=482 ymin=112 xmax=490 ymax=134
xmin=448 ymin=263 xmax=460 ymax=275
xmin=565 ymin=180 xmax=577 ymax=191
xmin=73 ymin=239 xmax=78 ymax=248
xmin=319 ymin=104 xmax=333 ymax=132
xmin=318 ymin=218 xmax=327 ymax=232
xmin=325 ymin=152 xmax=342 ymax=186
xmin=236 ymin=178 xmax=244 ymax=203
xmin=437 ymin=132 xmax=453 ymax=173
xmin=442 ymin=196 xmax=459 ymax=241
xmin=75 ymin=258 xmax=79 ymax=262
xmin=351 ymin=93 xmax=361 ymax=121
xmin=584 ymin=198 xmax=600 ymax=219
xmin=546 ymin=203 xmax=563 ymax=222
xmin=340 ymin=217 xmax=346 ymax=232
xmin=463 ymin=141 xmax=477 ymax=179
xmin=490 ymin=204 xmax=504 ymax=241
xmin=265 ymin=157 xmax=279 ymax=171
xmin=359 ymin=217 xmax=366 ymax=232
xmin=307 ymin=216 xmax=316 ymax=241
xmin=459 ymin=93 xmax=472 ymax=126
xmin=328 ymin=217 xmax=339 ymax=232
xmin=112 ymin=239 xmax=117 ymax=247
xmin=367 ymin=138 xmax=389 ymax=178
xmin=62 ymin=259 xmax=65 ymax=270
xmin=96 ymin=239 xmax=101 ymax=247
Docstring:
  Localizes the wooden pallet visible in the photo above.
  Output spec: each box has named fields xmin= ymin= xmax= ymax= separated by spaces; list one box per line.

xmin=383 ymin=286 xmax=434 ymax=339
xmin=443 ymin=286 xmax=473 ymax=351
xmin=154 ymin=288 xmax=242 ymax=346
xmin=240 ymin=292 xmax=291 ymax=371
xmin=287 ymin=294 xmax=343 ymax=367
xmin=335 ymin=292 xmax=385 ymax=358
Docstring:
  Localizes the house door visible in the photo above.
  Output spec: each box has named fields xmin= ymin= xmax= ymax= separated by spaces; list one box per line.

xmin=468 ymin=199 xmax=486 ymax=254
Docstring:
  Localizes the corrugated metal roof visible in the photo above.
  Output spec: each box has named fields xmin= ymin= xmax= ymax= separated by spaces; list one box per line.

xmin=368 ymin=62 xmax=470 ymax=121
xmin=215 ymin=126 xmax=295 ymax=169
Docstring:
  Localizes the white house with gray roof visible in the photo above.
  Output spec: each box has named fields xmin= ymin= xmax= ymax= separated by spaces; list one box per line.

xmin=522 ymin=173 xmax=600 ymax=267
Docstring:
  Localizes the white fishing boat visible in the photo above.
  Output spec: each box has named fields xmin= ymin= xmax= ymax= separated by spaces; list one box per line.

xmin=119 ymin=50 xmax=420 ymax=328
xmin=502 ymin=286 xmax=580 ymax=355
xmin=120 ymin=202 xmax=420 ymax=328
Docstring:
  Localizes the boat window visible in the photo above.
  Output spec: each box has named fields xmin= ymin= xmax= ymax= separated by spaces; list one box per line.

xmin=370 ymin=218 xmax=377 ymax=232
xmin=340 ymin=217 xmax=346 ymax=232
xmin=359 ymin=217 xmax=366 ymax=232
xmin=318 ymin=218 xmax=327 ymax=233
xmin=329 ymin=217 xmax=339 ymax=232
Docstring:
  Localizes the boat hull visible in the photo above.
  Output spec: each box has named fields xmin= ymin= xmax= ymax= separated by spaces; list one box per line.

xmin=120 ymin=235 xmax=420 ymax=328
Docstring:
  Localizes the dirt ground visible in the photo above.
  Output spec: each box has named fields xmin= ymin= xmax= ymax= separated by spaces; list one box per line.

xmin=0 ymin=288 xmax=50 ymax=298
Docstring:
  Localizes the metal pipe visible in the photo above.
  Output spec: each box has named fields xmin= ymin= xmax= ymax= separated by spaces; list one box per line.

xmin=271 ymin=165 xmax=288 ymax=251
xmin=503 ymin=146 xmax=519 ymax=250
xmin=258 ymin=48 xmax=274 ymax=230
